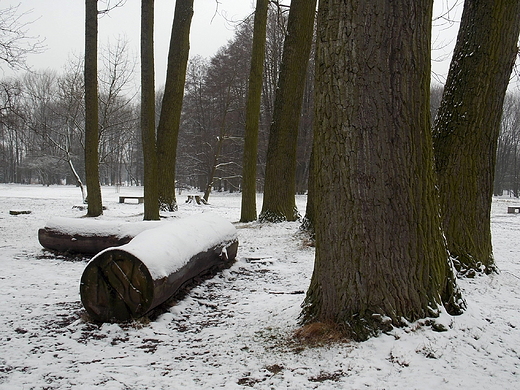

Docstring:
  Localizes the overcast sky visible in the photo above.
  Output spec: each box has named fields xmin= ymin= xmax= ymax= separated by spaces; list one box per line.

xmin=3 ymin=1 xmax=464 ymax=88
xmin=3 ymin=0 xmax=258 ymax=87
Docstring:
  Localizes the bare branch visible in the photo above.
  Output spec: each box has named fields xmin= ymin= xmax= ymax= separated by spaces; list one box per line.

xmin=0 ymin=3 xmax=45 ymax=71
xmin=98 ymin=0 xmax=127 ymax=17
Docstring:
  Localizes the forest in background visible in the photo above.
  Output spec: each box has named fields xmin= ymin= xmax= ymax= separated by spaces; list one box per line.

xmin=0 ymin=8 xmax=314 ymax=196
xmin=1 ymin=5 xmax=519 ymax=198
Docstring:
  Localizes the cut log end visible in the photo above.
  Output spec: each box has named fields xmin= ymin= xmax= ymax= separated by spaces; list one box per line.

xmin=80 ymin=240 xmax=238 ymax=323
xmin=80 ymin=249 xmax=155 ymax=322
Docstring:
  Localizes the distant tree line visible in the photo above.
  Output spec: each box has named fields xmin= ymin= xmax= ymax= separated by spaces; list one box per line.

xmin=0 ymin=41 xmax=140 ymax=187
xmin=3 ymin=22 xmax=519 ymax=199
xmin=0 ymin=8 xmax=314 ymax=197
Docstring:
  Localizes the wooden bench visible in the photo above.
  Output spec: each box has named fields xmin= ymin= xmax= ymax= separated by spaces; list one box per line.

xmin=119 ymin=196 xmax=144 ymax=204
xmin=507 ymin=206 xmax=520 ymax=214
xmin=186 ymin=194 xmax=207 ymax=205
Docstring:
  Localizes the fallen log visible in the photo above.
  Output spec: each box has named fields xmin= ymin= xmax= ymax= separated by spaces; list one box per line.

xmin=10 ymin=210 xmax=32 ymax=215
xmin=79 ymin=213 xmax=238 ymax=322
xmin=38 ymin=217 xmax=166 ymax=254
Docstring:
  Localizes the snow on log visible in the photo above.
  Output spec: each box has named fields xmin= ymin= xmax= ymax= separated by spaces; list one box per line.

xmin=38 ymin=217 xmax=166 ymax=254
xmin=79 ymin=213 xmax=238 ymax=322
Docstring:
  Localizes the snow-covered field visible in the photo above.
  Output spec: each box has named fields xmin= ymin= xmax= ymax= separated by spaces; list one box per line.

xmin=1 ymin=184 xmax=520 ymax=389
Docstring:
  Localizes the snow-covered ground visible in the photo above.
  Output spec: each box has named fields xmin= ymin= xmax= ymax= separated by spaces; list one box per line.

xmin=1 ymin=183 xmax=520 ymax=389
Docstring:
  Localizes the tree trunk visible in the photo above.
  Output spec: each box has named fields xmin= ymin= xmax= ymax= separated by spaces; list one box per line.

xmin=300 ymin=146 xmax=315 ymax=233
xmin=301 ymin=0 xmax=464 ymax=341
xmin=259 ymin=0 xmax=317 ymax=222
xmin=157 ymin=0 xmax=194 ymax=212
xmin=203 ymin=130 xmax=225 ymax=203
xmin=84 ymin=0 xmax=103 ymax=217
xmin=67 ymin=156 xmax=87 ymax=203
xmin=433 ymin=0 xmax=520 ymax=275
xmin=240 ymin=0 xmax=269 ymax=223
xmin=141 ymin=0 xmax=160 ymax=221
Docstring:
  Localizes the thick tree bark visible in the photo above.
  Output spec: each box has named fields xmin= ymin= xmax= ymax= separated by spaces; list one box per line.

xmin=141 ymin=0 xmax=160 ymax=221
xmin=301 ymin=0 xmax=464 ymax=341
xmin=84 ymin=0 xmax=103 ymax=217
xmin=259 ymin=0 xmax=317 ymax=222
xmin=433 ymin=0 xmax=520 ymax=275
xmin=240 ymin=0 xmax=269 ymax=223
xmin=157 ymin=0 xmax=194 ymax=212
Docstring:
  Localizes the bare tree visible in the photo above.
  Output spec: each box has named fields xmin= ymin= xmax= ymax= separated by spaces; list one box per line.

xmin=259 ymin=0 xmax=317 ymax=222
xmin=0 ymin=78 xmax=23 ymax=182
xmin=0 ymin=3 xmax=44 ymax=70
xmin=98 ymin=37 xmax=138 ymax=185
xmin=240 ymin=0 xmax=269 ymax=222
xmin=141 ymin=0 xmax=159 ymax=220
xmin=494 ymin=94 xmax=520 ymax=196
xmin=84 ymin=0 xmax=103 ymax=216
xmin=156 ymin=0 xmax=194 ymax=211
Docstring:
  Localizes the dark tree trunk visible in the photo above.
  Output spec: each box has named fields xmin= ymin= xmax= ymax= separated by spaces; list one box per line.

xmin=259 ymin=0 xmax=317 ymax=222
xmin=84 ymin=0 xmax=103 ymax=217
xmin=157 ymin=0 xmax=194 ymax=212
xmin=433 ymin=0 xmax=520 ymax=275
xmin=141 ymin=0 xmax=160 ymax=221
xmin=301 ymin=0 xmax=464 ymax=341
xmin=240 ymin=0 xmax=269 ymax=223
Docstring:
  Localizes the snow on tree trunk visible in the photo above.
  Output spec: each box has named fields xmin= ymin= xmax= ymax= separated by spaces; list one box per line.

xmin=433 ymin=0 xmax=520 ymax=275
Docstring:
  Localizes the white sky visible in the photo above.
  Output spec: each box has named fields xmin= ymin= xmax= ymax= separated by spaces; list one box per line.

xmin=3 ymin=0 xmax=462 ymax=88
xmin=3 ymin=0 xmax=258 ymax=87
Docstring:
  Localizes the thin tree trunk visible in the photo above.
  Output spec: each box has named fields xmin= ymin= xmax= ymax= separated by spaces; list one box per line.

xmin=141 ymin=0 xmax=160 ymax=221
xmin=240 ymin=0 xmax=269 ymax=223
xmin=84 ymin=0 xmax=103 ymax=217
xmin=157 ymin=0 xmax=194 ymax=212
xmin=203 ymin=111 xmax=228 ymax=203
xmin=301 ymin=0 xmax=464 ymax=341
xmin=67 ymin=155 xmax=87 ymax=203
xmin=433 ymin=0 xmax=520 ymax=275
xmin=259 ymin=0 xmax=317 ymax=222
xmin=300 ymin=146 xmax=314 ymax=233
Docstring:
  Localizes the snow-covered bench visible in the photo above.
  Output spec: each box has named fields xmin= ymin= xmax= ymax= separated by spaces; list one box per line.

xmin=119 ymin=195 xmax=144 ymax=204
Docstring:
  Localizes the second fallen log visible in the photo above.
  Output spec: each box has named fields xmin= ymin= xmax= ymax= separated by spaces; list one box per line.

xmin=38 ymin=217 xmax=167 ymax=254
xmin=80 ymin=213 xmax=238 ymax=322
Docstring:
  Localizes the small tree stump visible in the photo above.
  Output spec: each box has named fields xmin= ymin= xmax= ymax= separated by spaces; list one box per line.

xmin=80 ymin=213 xmax=238 ymax=322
